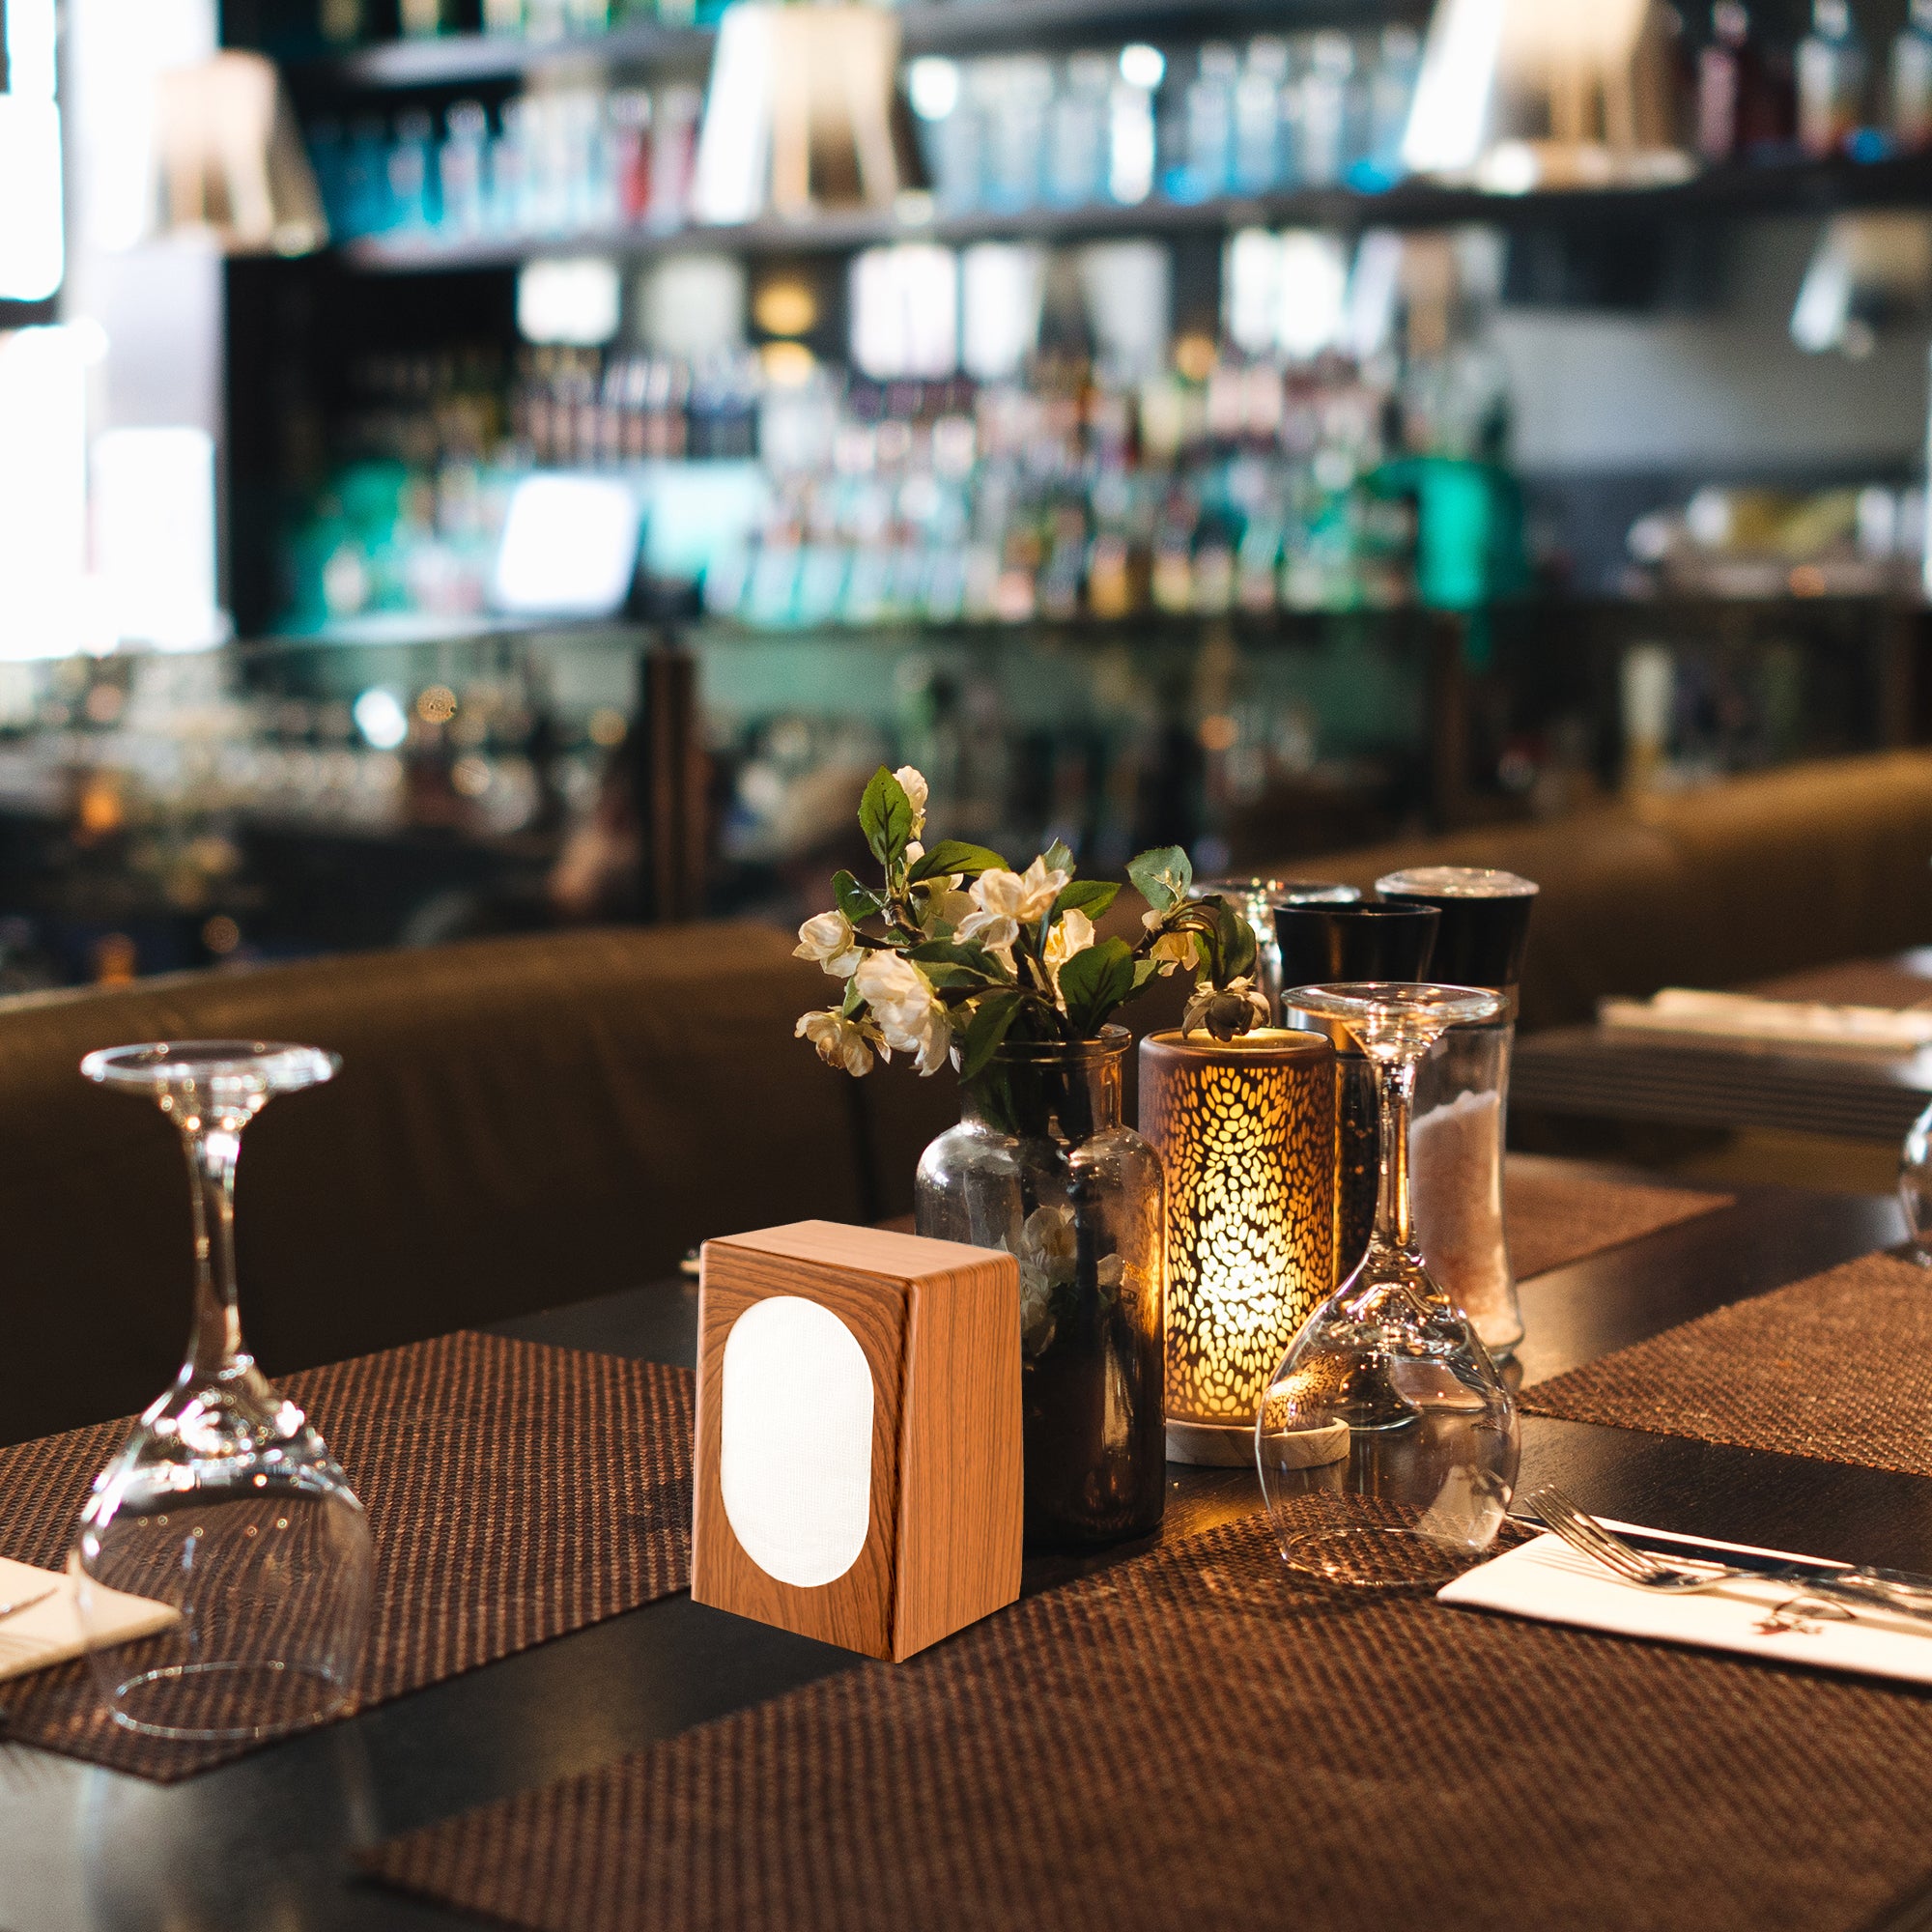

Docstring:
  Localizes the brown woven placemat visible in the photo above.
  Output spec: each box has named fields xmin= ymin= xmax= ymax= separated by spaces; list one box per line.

xmin=0 ymin=1330 xmax=694 ymax=1779
xmin=1505 ymin=1155 xmax=1730 ymax=1281
xmin=362 ymin=1508 xmax=1932 ymax=1932
xmin=1523 ymin=1249 xmax=1932 ymax=1474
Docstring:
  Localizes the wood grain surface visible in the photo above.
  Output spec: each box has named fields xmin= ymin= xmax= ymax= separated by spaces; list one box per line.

xmin=694 ymin=1221 xmax=1021 ymax=1662
xmin=895 ymin=1255 xmax=1023 ymax=1660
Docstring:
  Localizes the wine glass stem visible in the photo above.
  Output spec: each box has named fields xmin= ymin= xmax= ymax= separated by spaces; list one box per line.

xmin=1369 ymin=1052 xmax=1421 ymax=1264
xmin=183 ymin=1122 xmax=249 ymax=1377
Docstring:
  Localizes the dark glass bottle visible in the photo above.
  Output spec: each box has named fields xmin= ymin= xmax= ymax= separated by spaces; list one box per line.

xmin=915 ymin=1030 xmax=1166 ymax=1549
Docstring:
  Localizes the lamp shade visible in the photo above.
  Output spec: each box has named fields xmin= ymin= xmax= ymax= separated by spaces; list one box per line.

xmin=1140 ymin=1028 xmax=1337 ymax=1466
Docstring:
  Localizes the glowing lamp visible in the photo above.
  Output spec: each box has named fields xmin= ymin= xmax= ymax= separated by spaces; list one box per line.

xmin=1140 ymin=1029 xmax=1337 ymax=1465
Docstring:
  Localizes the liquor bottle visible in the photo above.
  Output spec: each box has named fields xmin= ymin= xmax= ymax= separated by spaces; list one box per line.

xmin=1046 ymin=52 xmax=1111 ymax=208
xmin=1231 ymin=38 xmax=1287 ymax=193
xmin=1295 ymin=31 xmax=1355 ymax=186
xmin=1108 ymin=43 xmax=1163 ymax=205
xmin=1366 ymin=26 xmax=1420 ymax=183
xmin=1697 ymin=2 xmax=1750 ymax=159
xmin=1179 ymin=43 xmax=1238 ymax=203
xmin=1893 ymin=0 xmax=1932 ymax=151
xmin=1796 ymin=0 xmax=1867 ymax=158
xmin=318 ymin=0 xmax=362 ymax=46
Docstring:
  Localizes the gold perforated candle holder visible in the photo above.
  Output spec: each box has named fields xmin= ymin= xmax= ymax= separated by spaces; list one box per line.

xmin=1139 ymin=1028 xmax=1338 ymax=1467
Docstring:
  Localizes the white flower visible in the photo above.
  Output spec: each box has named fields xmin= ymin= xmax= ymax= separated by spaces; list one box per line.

xmin=1012 ymin=854 xmax=1071 ymax=921
xmin=894 ymin=765 xmax=928 ymax=837
xmin=794 ymin=909 xmax=863 ymax=979
xmin=956 ymin=856 xmax=1069 ymax=963
xmin=898 ymin=1004 xmax=953 ymax=1076
xmin=856 ymin=952 xmax=949 ymax=1070
xmin=1150 ymin=930 xmax=1197 ymax=976
xmin=953 ymin=906 xmax=1019 ymax=964
xmin=795 ymin=1009 xmax=878 ymax=1076
xmin=1043 ymin=907 xmax=1095 ymax=1009
xmin=855 ymin=950 xmax=933 ymax=1031
xmin=904 ymin=839 xmax=924 ymax=867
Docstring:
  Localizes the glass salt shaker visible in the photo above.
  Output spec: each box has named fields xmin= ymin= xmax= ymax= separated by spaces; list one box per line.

xmin=1376 ymin=867 xmax=1539 ymax=1361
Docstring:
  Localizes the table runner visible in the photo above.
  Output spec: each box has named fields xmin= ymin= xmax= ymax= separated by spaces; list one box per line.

xmin=0 ymin=1329 xmax=694 ymax=1780
xmin=1523 ymin=1249 xmax=1932 ymax=1475
xmin=884 ymin=1162 xmax=1731 ymax=1286
xmin=0 ymin=1168 xmax=1728 ymax=1784
xmin=1503 ymin=1156 xmax=1728 ymax=1281
xmin=361 ymin=1508 xmax=1932 ymax=1932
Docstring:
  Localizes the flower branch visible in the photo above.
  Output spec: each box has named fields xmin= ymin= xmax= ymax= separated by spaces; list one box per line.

xmin=795 ymin=766 xmax=1267 ymax=1085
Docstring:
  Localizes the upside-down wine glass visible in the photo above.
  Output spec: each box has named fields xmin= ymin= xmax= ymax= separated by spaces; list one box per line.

xmin=71 ymin=1041 xmax=374 ymax=1741
xmin=1256 ymin=984 xmax=1520 ymax=1589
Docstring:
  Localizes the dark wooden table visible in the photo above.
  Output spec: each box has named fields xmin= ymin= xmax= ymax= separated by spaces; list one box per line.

xmin=0 ymin=1180 xmax=1920 ymax=1932
xmin=1514 ymin=952 xmax=1932 ymax=1143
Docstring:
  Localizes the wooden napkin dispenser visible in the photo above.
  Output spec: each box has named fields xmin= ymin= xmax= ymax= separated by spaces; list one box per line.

xmin=693 ymin=1221 xmax=1022 ymax=1662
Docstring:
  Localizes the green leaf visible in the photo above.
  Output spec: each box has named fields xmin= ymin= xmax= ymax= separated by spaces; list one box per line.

xmin=858 ymin=767 xmax=914 ymax=871
xmin=1210 ymin=895 xmax=1259 ymax=983
xmin=907 ymin=839 xmax=1009 ymax=883
xmin=1042 ymin=838 xmax=1075 ymax=875
xmin=839 ymin=976 xmax=866 ymax=1016
xmin=1056 ymin=937 xmax=1137 ymax=1037
xmin=909 ymin=938 xmax=1009 ymax=981
xmin=1127 ymin=845 xmax=1193 ymax=915
xmin=959 ymin=990 xmax=1025 ymax=1084
xmin=832 ymin=869 xmax=884 ymax=923
xmin=1052 ymin=878 xmax=1120 ymax=924
xmin=916 ymin=961 xmax=997 ymax=990
xmin=1131 ymin=958 xmax=1161 ymax=992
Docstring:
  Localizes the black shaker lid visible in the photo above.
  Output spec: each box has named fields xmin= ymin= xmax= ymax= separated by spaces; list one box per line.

xmin=1374 ymin=867 xmax=1537 ymax=991
xmin=1274 ymin=899 xmax=1440 ymax=988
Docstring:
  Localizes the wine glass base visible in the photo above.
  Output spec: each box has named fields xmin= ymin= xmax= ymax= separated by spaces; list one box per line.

xmin=99 ymin=1660 xmax=354 ymax=1742
xmin=1278 ymin=1526 xmax=1479 ymax=1592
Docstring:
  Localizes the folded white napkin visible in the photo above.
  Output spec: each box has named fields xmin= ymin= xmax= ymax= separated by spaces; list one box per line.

xmin=1599 ymin=987 xmax=1932 ymax=1055
xmin=1440 ymin=1520 xmax=1932 ymax=1685
xmin=0 ymin=1555 xmax=177 ymax=1686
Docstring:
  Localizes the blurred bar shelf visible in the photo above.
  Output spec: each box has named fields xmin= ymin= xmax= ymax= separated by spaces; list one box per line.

xmin=285 ymin=0 xmax=1424 ymax=93
xmin=288 ymin=17 xmax=715 ymax=90
xmin=335 ymin=153 xmax=1932 ymax=273
xmin=245 ymin=612 xmax=648 ymax=649
xmin=256 ymin=594 xmax=1932 ymax=652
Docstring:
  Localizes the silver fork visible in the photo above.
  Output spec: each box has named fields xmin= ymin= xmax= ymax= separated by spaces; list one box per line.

xmin=1528 ymin=1487 xmax=1932 ymax=1628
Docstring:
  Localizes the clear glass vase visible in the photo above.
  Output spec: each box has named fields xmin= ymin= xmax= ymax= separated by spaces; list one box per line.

xmin=915 ymin=1026 xmax=1165 ymax=1548
xmin=71 ymin=1042 xmax=375 ymax=1741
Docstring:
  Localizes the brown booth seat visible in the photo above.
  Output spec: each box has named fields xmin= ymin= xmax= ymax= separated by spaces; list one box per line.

xmin=1275 ymin=749 xmax=1932 ymax=1034
xmin=0 ymin=924 xmax=954 ymax=1443
xmin=8 ymin=746 xmax=1932 ymax=1442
